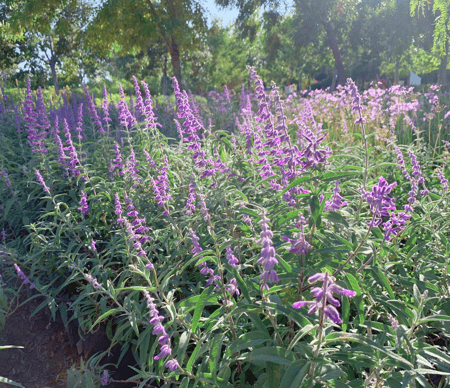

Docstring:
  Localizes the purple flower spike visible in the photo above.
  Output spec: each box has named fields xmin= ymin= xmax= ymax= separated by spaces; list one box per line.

xmin=14 ymin=264 xmax=35 ymax=289
xmin=165 ymin=359 xmax=180 ymax=372
xmin=282 ymin=214 xmax=312 ymax=255
xmin=102 ymin=86 xmax=112 ymax=128
xmin=78 ymin=190 xmax=89 ymax=219
xmin=324 ymin=305 xmax=342 ymax=324
xmin=387 ymin=313 xmax=400 ymax=331
xmin=23 ymin=77 xmax=47 ymax=153
xmin=226 ymin=278 xmax=240 ymax=296
xmin=257 ymin=210 xmax=279 ymax=287
xmin=154 ymin=343 xmax=172 ymax=360
xmin=361 ymin=176 xmax=397 ymax=219
xmin=0 ymin=169 xmax=12 ymax=188
xmin=116 ymin=83 xmax=137 ymax=129
xmin=85 ymin=273 xmax=102 ymax=289
xmin=325 ymin=180 xmax=347 ymax=212
xmin=83 ymin=85 xmax=104 ymax=133
xmin=347 ymin=78 xmax=366 ymax=125
xmin=437 ymin=168 xmax=449 ymax=190
xmin=100 ymin=370 xmax=110 ymax=386
xmin=35 ymin=169 xmax=50 ymax=192
xmin=184 ymin=177 xmax=196 ymax=215
xmin=292 ymin=271 xmax=356 ymax=325
xmin=292 ymin=301 xmax=308 ymax=309
xmin=226 ymin=245 xmax=239 ymax=267
xmin=198 ymin=193 xmax=210 ymax=221
xmin=63 ymin=119 xmax=82 ymax=177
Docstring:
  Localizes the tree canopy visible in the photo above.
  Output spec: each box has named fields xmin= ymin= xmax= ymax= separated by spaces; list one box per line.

xmin=1 ymin=0 xmax=450 ymax=92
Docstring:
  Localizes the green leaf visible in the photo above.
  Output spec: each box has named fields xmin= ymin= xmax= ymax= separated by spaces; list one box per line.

xmin=323 ymin=211 xmax=349 ymax=227
xmin=3 ymin=198 xmax=15 ymax=219
xmin=186 ymin=341 xmax=203 ymax=372
xmin=129 ymin=313 xmax=139 ymax=337
xmin=179 ymin=377 xmax=190 ymax=388
xmin=345 ymin=273 xmax=364 ymax=324
xmin=267 ymin=362 xmax=283 ymax=387
xmin=287 ymin=325 xmax=316 ymax=351
xmin=321 ymin=172 xmax=360 ymax=182
xmin=191 ymin=286 xmax=214 ymax=334
xmin=418 ymin=315 xmax=450 ymax=324
xmin=230 ymin=267 xmax=251 ymax=303
xmin=373 ymin=268 xmax=395 ymax=299
xmin=267 ymin=302 xmax=311 ymax=328
xmin=278 ymin=255 xmax=292 ymax=273
xmin=228 ymin=330 xmax=270 ymax=355
xmin=91 ymin=308 xmax=122 ymax=329
xmin=245 ymin=346 xmax=297 ymax=366
xmin=233 ymin=190 xmax=248 ymax=202
xmin=280 ymin=176 xmax=316 ymax=196
xmin=177 ymin=331 xmax=190 ymax=366
xmin=177 ymin=250 xmax=216 ymax=275
xmin=209 ymin=334 xmax=223 ymax=382
xmin=278 ymin=209 xmax=300 ymax=226
xmin=247 ymin=311 xmax=271 ymax=338
xmin=341 ymin=293 xmax=350 ymax=332
xmin=324 ymin=333 xmax=413 ymax=369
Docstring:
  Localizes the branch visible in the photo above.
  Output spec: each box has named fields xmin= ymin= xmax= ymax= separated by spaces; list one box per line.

xmin=144 ymin=0 xmax=171 ymax=51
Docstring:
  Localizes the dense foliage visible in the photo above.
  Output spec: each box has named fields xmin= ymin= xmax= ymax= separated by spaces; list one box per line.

xmin=1 ymin=69 xmax=450 ymax=387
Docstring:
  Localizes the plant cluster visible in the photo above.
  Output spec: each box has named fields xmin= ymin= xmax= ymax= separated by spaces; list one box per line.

xmin=0 ymin=69 xmax=450 ymax=388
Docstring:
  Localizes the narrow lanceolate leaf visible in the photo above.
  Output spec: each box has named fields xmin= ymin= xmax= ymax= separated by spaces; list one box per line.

xmin=245 ymin=346 xmax=297 ymax=366
xmin=345 ymin=272 xmax=365 ymax=324
xmin=324 ymin=333 xmax=414 ymax=369
xmin=209 ymin=334 xmax=223 ymax=382
xmin=186 ymin=340 xmax=203 ymax=373
xmin=91 ymin=308 xmax=123 ymax=329
xmin=227 ymin=330 xmax=270 ymax=355
xmin=279 ymin=176 xmax=317 ymax=196
xmin=230 ymin=266 xmax=251 ymax=303
xmin=176 ymin=331 xmax=190 ymax=367
xmin=191 ymin=286 xmax=214 ymax=334
xmin=373 ymin=268 xmax=395 ymax=299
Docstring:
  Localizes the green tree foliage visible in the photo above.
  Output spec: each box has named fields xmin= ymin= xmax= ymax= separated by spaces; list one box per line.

xmin=182 ymin=18 xmax=261 ymax=92
xmin=217 ymin=0 xmax=358 ymax=86
xmin=85 ymin=0 xmax=208 ymax=87
xmin=5 ymin=0 xmax=95 ymax=93
xmin=0 ymin=3 xmax=20 ymax=72
xmin=5 ymin=0 xmax=209 ymax=88
xmin=411 ymin=0 xmax=450 ymax=84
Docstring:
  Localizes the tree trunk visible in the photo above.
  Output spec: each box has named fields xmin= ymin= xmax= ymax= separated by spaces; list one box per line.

xmin=162 ymin=54 xmax=168 ymax=95
xmin=50 ymin=60 xmax=59 ymax=95
xmin=323 ymin=21 xmax=346 ymax=85
xmin=439 ymin=39 xmax=448 ymax=85
xmin=330 ymin=68 xmax=337 ymax=91
xmin=169 ymin=36 xmax=182 ymax=88
xmin=298 ymin=71 xmax=302 ymax=91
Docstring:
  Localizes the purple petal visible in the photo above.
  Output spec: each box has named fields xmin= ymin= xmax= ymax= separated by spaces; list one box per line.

xmin=324 ymin=305 xmax=342 ymax=324
xmin=292 ymin=301 xmax=308 ymax=309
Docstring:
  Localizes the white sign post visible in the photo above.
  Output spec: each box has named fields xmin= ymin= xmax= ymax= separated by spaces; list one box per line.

xmin=410 ymin=71 xmax=421 ymax=86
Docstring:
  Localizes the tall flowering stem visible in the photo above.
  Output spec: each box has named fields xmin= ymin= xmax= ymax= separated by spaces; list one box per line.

xmin=293 ymin=271 xmax=356 ymax=376
xmin=257 ymin=210 xmax=279 ymax=289
xmin=348 ymin=79 xmax=369 ymax=220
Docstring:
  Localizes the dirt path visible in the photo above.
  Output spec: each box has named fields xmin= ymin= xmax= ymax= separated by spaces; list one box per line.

xmin=0 ymin=286 xmax=80 ymax=388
